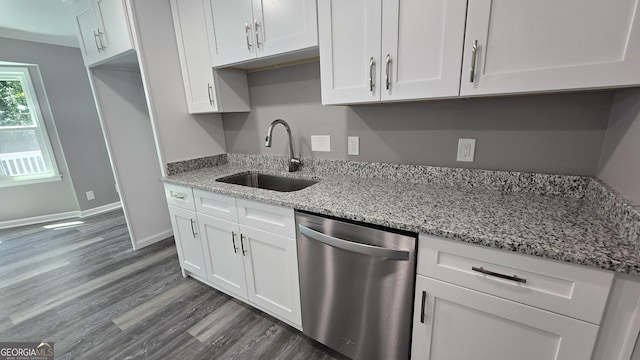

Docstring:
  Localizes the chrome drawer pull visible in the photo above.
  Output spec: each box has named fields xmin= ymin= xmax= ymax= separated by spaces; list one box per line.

xmin=171 ymin=192 xmax=186 ymax=200
xmin=190 ymin=219 xmax=197 ymax=238
xmin=470 ymin=40 xmax=478 ymax=83
xmin=420 ymin=291 xmax=427 ymax=323
xmin=240 ymin=234 xmax=247 ymax=255
xmin=245 ymin=22 xmax=253 ymax=50
xmin=231 ymin=231 xmax=238 ymax=253
xmin=369 ymin=57 xmax=375 ymax=92
xmin=385 ymin=54 xmax=391 ymax=90
xmin=472 ymin=266 xmax=527 ymax=284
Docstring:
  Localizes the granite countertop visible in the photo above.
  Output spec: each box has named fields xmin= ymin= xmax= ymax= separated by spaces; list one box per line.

xmin=162 ymin=160 xmax=639 ymax=274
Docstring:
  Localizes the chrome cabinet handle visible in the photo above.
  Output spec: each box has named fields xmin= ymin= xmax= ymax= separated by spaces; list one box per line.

xmin=472 ymin=266 xmax=527 ymax=284
xmin=96 ymin=29 xmax=106 ymax=50
xmin=420 ymin=291 xmax=427 ymax=323
xmin=254 ymin=19 xmax=262 ymax=50
xmin=93 ymin=30 xmax=102 ymax=52
xmin=385 ymin=54 xmax=391 ymax=90
xmin=240 ymin=234 xmax=247 ymax=255
xmin=170 ymin=191 xmax=186 ymax=200
xmin=231 ymin=231 xmax=238 ymax=253
xmin=245 ymin=22 xmax=253 ymax=50
xmin=369 ymin=57 xmax=375 ymax=92
xmin=470 ymin=40 xmax=478 ymax=83
xmin=190 ymin=219 xmax=197 ymax=238
xmin=207 ymin=83 xmax=214 ymax=106
xmin=299 ymin=224 xmax=409 ymax=260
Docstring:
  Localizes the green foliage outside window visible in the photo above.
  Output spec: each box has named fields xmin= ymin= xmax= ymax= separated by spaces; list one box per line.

xmin=0 ymin=80 xmax=33 ymax=127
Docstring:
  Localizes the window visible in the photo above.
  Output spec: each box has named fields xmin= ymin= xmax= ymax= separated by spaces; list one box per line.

xmin=0 ymin=66 xmax=60 ymax=186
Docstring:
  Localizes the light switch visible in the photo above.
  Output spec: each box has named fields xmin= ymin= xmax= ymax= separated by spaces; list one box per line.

xmin=86 ymin=191 xmax=95 ymax=201
xmin=311 ymin=135 xmax=331 ymax=152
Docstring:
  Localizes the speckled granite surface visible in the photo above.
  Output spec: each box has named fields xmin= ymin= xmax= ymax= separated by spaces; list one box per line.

xmin=226 ymin=154 xmax=591 ymax=198
xmin=162 ymin=155 xmax=639 ymax=274
xmin=166 ymin=154 xmax=227 ymax=175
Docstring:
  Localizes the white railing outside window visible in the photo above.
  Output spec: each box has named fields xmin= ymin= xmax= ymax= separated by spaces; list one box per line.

xmin=0 ymin=151 xmax=46 ymax=176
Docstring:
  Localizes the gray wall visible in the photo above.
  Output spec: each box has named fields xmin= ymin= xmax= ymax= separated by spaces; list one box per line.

xmin=130 ymin=0 xmax=227 ymax=166
xmin=598 ymin=88 xmax=640 ymax=204
xmin=223 ymin=62 xmax=613 ymax=176
xmin=0 ymin=37 xmax=118 ymax=220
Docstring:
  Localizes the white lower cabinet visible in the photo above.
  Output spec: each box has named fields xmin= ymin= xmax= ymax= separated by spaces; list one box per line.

xmin=240 ymin=224 xmax=302 ymax=327
xmin=167 ymin=205 xmax=206 ymax=278
xmin=412 ymin=234 xmax=613 ymax=360
xmin=411 ymin=275 xmax=599 ymax=360
xmin=198 ymin=213 xmax=248 ymax=299
xmin=165 ymin=184 xmax=302 ymax=329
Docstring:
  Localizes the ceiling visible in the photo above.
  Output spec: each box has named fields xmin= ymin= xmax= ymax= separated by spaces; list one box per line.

xmin=0 ymin=0 xmax=79 ymax=47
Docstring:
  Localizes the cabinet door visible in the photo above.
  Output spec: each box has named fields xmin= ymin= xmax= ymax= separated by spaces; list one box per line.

xmin=252 ymin=0 xmax=318 ymax=59
xmin=240 ymin=225 xmax=302 ymax=327
xmin=72 ymin=0 xmax=104 ymax=66
xmin=380 ymin=0 xmax=467 ymax=101
xmin=168 ymin=206 xmax=206 ymax=278
xmin=171 ymin=0 xmax=218 ymax=113
xmin=318 ymin=0 xmax=382 ymax=105
xmin=460 ymin=0 xmax=640 ymax=96
xmin=411 ymin=276 xmax=599 ymax=360
xmin=198 ymin=213 xmax=248 ymax=299
xmin=206 ymin=0 xmax=256 ymax=67
xmin=94 ymin=0 xmax=133 ymax=58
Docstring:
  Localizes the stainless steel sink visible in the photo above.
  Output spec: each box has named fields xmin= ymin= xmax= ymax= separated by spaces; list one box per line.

xmin=216 ymin=172 xmax=317 ymax=192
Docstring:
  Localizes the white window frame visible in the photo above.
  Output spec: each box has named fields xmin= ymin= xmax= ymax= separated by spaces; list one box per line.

xmin=0 ymin=66 xmax=61 ymax=187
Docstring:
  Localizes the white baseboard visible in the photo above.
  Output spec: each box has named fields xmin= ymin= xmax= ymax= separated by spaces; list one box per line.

xmin=0 ymin=202 xmax=123 ymax=230
xmin=79 ymin=202 xmax=122 ymax=218
xmin=0 ymin=211 xmax=80 ymax=230
xmin=131 ymin=228 xmax=173 ymax=250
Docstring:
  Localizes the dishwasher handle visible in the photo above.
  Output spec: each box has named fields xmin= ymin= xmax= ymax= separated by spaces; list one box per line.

xmin=299 ymin=224 xmax=410 ymax=260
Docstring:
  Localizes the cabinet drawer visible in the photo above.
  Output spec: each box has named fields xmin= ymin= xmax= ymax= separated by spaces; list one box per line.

xmin=164 ymin=184 xmax=195 ymax=211
xmin=236 ymin=198 xmax=295 ymax=239
xmin=193 ymin=189 xmax=238 ymax=222
xmin=417 ymin=235 xmax=614 ymax=324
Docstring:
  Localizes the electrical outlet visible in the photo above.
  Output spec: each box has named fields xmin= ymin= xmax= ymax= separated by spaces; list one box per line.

xmin=348 ymin=136 xmax=359 ymax=156
xmin=456 ymin=138 xmax=476 ymax=162
xmin=311 ymin=135 xmax=331 ymax=152
xmin=86 ymin=191 xmax=95 ymax=201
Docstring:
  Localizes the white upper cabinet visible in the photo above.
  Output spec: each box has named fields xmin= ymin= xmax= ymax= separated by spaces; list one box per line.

xmin=318 ymin=0 xmax=382 ymax=104
xmin=380 ymin=0 xmax=467 ymax=101
xmin=73 ymin=0 xmax=103 ymax=65
xmin=71 ymin=0 xmax=134 ymax=67
xmin=318 ymin=0 xmax=467 ymax=105
xmin=205 ymin=0 xmax=318 ymax=68
xmin=170 ymin=0 xmax=250 ymax=113
xmin=320 ymin=0 xmax=640 ymax=104
xmin=253 ymin=0 xmax=318 ymax=59
xmin=460 ymin=0 xmax=640 ymax=96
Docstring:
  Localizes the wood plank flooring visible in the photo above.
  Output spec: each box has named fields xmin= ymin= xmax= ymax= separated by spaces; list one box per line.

xmin=0 ymin=210 xmax=344 ymax=359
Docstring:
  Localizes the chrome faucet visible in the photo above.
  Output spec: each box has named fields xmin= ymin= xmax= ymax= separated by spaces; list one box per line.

xmin=265 ymin=119 xmax=300 ymax=172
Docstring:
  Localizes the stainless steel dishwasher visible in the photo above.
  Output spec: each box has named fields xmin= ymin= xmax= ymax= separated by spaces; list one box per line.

xmin=296 ymin=210 xmax=417 ymax=360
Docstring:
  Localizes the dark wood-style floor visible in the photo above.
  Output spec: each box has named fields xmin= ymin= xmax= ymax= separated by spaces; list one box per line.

xmin=0 ymin=210 xmax=343 ymax=359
